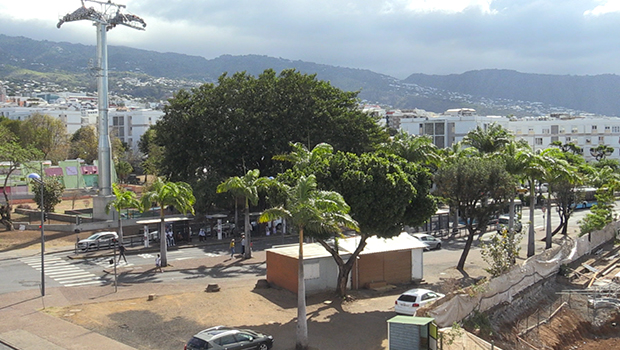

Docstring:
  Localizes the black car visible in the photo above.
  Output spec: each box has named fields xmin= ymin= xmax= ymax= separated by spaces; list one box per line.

xmin=185 ymin=326 xmax=273 ymax=350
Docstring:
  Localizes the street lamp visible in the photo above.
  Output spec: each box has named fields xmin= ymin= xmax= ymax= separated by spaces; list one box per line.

xmin=27 ymin=173 xmax=45 ymax=297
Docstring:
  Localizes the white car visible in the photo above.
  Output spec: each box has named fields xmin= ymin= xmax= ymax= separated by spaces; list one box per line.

xmin=411 ymin=233 xmax=442 ymax=250
xmin=394 ymin=288 xmax=445 ymax=315
xmin=77 ymin=231 xmax=118 ymax=251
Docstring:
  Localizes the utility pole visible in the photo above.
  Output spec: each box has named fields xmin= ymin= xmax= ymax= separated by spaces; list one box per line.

xmin=57 ymin=0 xmax=146 ymax=219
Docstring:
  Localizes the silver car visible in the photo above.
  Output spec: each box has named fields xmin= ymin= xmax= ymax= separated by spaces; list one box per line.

xmin=77 ymin=231 xmax=118 ymax=251
xmin=185 ymin=326 xmax=273 ymax=350
xmin=411 ymin=233 xmax=442 ymax=250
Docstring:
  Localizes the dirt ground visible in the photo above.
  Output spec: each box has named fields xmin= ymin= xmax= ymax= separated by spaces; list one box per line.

xmin=2 ymin=226 xmax=619 ymax=350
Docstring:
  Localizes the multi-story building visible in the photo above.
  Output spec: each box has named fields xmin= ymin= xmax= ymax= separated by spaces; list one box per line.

xmin=400 ymin=109 xmax=620 ymax=162
xmin=0 ymin=101 xmax=163 ymax=151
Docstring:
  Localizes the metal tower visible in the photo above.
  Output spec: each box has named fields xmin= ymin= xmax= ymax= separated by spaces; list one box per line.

xmin=58 ymin=1 xmax=145 ymax=219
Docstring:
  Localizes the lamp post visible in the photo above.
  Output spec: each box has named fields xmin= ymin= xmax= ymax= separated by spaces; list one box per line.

xmin=27 ymin=173 xmax=45 ymax=297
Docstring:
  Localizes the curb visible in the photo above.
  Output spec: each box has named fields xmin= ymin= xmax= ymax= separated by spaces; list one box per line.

xmin=0 ymin=338 xmax=19 ymax=350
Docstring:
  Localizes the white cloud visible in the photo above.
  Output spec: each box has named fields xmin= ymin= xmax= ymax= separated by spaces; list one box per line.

xmin=404 ymin=0 xmax=496 ymax=14
xmin=584 ymin=0 xmax=620 ymax=16
xmin=2 ymin=1 xmax=620 ymax=78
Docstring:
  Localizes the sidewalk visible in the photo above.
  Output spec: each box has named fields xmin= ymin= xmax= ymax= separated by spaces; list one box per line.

xmin=0 ymin=236 xmax=277 ymax=350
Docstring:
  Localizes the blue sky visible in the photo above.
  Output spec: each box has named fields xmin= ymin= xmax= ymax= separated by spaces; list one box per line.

xmin=2 ymin=0 xmax=620 ymax=79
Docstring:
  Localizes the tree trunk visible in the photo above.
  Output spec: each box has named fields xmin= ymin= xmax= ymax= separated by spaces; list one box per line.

xmin=508 ymin=196 xmax=515 ymax=232
xmin=561 ymin=215 xmax=569 ymax=236
xmin=0 ymin=205 xmax=14 ymax=231
xmin=160 ymin=207 xmax=167 ymax=267
xmin=317 ymin=236 xmax=368 ymax=297
xmin=118 ymin=215 xmax=124 ymax=244
xmin=457 ymin=226 xmax=476 ymax=270
xmin=244 ymin=198 xmax=251 ymax=259
xmin=545 ymin=194 xmax=552 ymax=249
xmin=527 ymin=179 xmax=536 ymax=257
xmin=2 ymin=171 xmax=14 ymax=231
xmin=296 ymin=227 xmax=308 ymax=350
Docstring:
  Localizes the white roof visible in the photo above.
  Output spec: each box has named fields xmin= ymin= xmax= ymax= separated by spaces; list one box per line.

xmin=338 ymin=232 xmax=427 ymax=255
xmin=267 ymin=232 xmax=426 ymax=259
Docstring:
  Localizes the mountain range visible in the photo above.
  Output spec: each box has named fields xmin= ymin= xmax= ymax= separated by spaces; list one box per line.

xmin=1 ymin=34 xmax=620 ymax=117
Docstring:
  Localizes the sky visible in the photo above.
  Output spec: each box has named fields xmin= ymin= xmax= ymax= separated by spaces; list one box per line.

xmin=1 ymin=0 xmax=620 ymax=79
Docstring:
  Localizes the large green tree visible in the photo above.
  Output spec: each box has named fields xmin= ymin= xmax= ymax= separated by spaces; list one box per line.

xmin=140 ymin=178 xmax=196 ymax=267
xmin=32 ymin=176 xmax=65 ymax=214
xmin=68 ymin=126 xmax=98 ymax=164
xmin=276 ymin=143 xmax=436 ymax=296
xmin=259 ymin=175 xmax=358 ymax=350
xmin=153 ymin=69 xmax=389 ymax=208
xmin=0 ymin=125 xmax=42 ymax=230
xmin=434 ymin=157 xmax=516 ymax=270
xmin=18 ymin=113 xmax=68 ymax=163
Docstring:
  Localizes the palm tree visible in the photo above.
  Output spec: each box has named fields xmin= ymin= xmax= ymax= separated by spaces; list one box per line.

xmin=537 ymin=149 xmax=574 ymax=249
xmin=273 ymin=142 xmax=334 ymax=168
xmin=140 ymin=177 xmax=195 ymax=267
xmin=259 ymin=175 xmax=358 ymax=350
xmin=381 ymin=130 xmax=441 ymax=167
xmin=217 ymin=169 xmax=272 ymax=259
xmin=463 ymin=123 xmax=512 ymax=154
xmin=105 ymin=183 xmax=140 ymax=243
xmin=499 ymin=140 xmax=530 ymax=233
xmin=517 ymin=149 xmax=546 ymax=257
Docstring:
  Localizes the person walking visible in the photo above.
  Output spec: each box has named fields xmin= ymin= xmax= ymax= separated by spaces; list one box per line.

xmin=229 ymin=239 xmax=235 ymax=258
xmin=118 ymin=244 xmax=127 ymax=264
xmin=241 ymin=235 xmax=246 ymax=255
xmin=155 ymin=254 xmax=162 ymax=272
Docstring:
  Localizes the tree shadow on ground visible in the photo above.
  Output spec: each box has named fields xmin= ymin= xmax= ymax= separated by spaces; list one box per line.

xmin=0 ymin=230 xmax=77 ymax=252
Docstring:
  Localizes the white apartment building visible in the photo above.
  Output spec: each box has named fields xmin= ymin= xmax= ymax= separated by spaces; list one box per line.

xmin=0 ymin=104 xmax=163 ymax=151
xmin=400 ymin=109 xmax=620 ymax=162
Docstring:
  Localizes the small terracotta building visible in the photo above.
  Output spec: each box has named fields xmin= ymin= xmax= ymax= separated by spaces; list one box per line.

xmin=266 ymin=232 xmax=427 ymax=294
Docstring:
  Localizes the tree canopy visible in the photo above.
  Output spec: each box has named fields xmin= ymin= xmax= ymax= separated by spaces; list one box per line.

xmin=153 ymin=69 xmax=389 ymax=209
xmin=434 ymin=156 xmax=515 ymax=270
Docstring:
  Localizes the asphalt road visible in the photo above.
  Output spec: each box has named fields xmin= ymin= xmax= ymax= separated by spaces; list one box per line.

xmin=0 ymin=205 xmax=596 ymax=296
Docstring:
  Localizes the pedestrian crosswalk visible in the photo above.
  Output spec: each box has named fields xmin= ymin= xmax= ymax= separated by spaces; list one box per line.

xmin=19 ymin=255 xmax=133 ymax=288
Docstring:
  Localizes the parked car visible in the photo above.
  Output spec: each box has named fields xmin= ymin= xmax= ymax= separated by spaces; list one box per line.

xmin=490 ymin=215 xmax=523 ymax=233
xmin=411 ymin=233 xmax=442 ymax=250
xmin=185 ymin=326 xmax=274 ymax=350
xmin=77 ymin=231 xmax=118 ymax=251
xmin=394 ymin=288 xmax=445 ymax=316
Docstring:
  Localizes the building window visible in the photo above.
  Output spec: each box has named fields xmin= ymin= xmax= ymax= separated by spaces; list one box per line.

xmin=572 ymin=126 xmax=579 ymax=133
xmin=535 ymin=138 xmax=543 ymax=145
xmin=559 ymin=127 xmax=565 ymax=134
xmin=586 ymin=138 xmax=591 ymax=144
xmin=435 ymin=122 xmax=445 ymax=135
xmin=551 ymin=125 xmax=559 ymax=134
xmin=516 ymin=128 xmax=522 ymax=135
xmin=425 ymin=123 xmax=434 ymax=135
xmin=551 ymin=136 xmax=559 ymax=142
xmin=434 ymin=136 xmax=445 ymax=148
xmin=599 ymin=136 xmax=605 ymax=144
xmin=613 ymin=126 xmax=620 ymax=133
xmin=566 ymin=136 xmax=572 ymax=142
xmin=542 ymin=128 xmax=550 ymax=134
xmin=528 ymin=128 xmax=535 ymax=134
xmin=592 ymin=125 xmax=598 ymax=132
